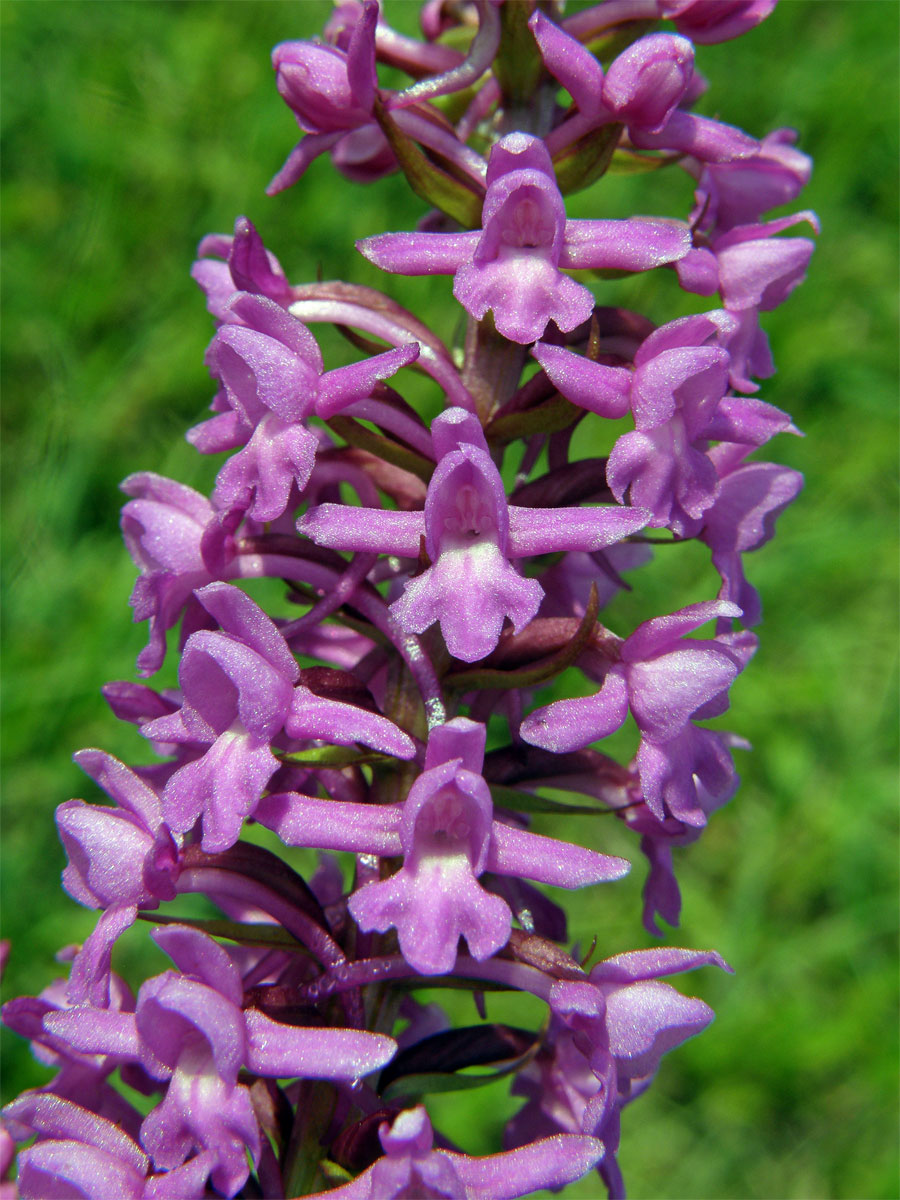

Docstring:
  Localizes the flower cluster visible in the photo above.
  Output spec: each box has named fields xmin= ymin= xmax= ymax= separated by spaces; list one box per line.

xmin=2 ymin=2 xmax=813 ymax=1197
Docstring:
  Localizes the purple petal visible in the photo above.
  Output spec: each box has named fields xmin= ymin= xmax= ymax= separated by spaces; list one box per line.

xmin=120 ymin=472 xmax=211 ymax=525
xmin=186 ymin=407 xmax=248 ymax=455
xmin=120 ymin=491 xmax=210 ymax=576
xmin=638 ymin=311 xmax=735 ymax=362
xmin=136 ymin=974 xmax=244 ymax=1083
xmin=592 ymin=946 xmax=731 ymax=984
xmin=144 ymin=1152 xmax=215 ymax=1200
xmin=623 ymin=599 xmax=742 ymax=660
xmin=507 ymin=504 xmax=650 ymax=557
xmin=631 ymin=111 xmax=759 ymax=162
xmin=637 ymin=725 xmax=740 ymax=823
xmin=602 ymin=33 xmax=694 ymax=131
xmin=254 ymin=791 xmax=401 ymax=855
xmin=139 ymin=1067 xmax=258 ymax=1194
xmin=17 ymin=1140 xmax=145 ymax=1200
xmin=150 ymin=925 xmax=243 ymax=1006
xmin=192 ymin=258 xmax=239 ymax=320
xmin=488 ymin=823 xmax=630 ymax=887
xmin=162 ymin=732 xmax=279 ymax=851
xmin=350 ymin=857 xmax=511 ymax=975
xmin=717 ymin=233 xmax=815 ymax=311
xmin=57 ymin=801 xmax=158 ymax=909
xmin=212 ymin=414 xmax=318 ymax=522
xmin=300 ymin=503 xmax=424 ymax=556
xmin=424 ymin=717 xmax=486 ymax=773
xmin=67 ymin=906 xmax=139 ymax=1009
xmin=357 ymin=230 xmax=479 ymax=275
xmin=267 ymin=130 xmax=343 ymax=194
xmin=244 ymin=1010 xmax=396 ymax=1079
xmin=43 ymin=1007 xmax=141 ymax=1062
xmin=703 ymin=461 xmax=803 ymax=554
xmin=529 ymin=12 xmax=605 ymax=118
xmin=703 ymin=394 xmax=796 ymax=445
xmin=454 ymin=252 xmax=594 ymax=344
xmin=663 ymin=0 xmax=777 ymax=44
xmin=392 ymin=543 xmax=543 ymax=663
xmin=286 ymin=688 xmax=416 ymax=758
xmin=604 ymin=980 xmax=714 ymax=1077
xmin=606 ymin=425 xmax=719 ymax=529
xmin=632 ymin=345 xmax=729 ymax=431
xmin=532 ymin=342 xmax=632 ymax=419
xmin=640 ymin=836 xmax=683 ymax=934
xmin=194 ymin=582 xmax=299 ymax=680
xmin=73 ymin=749 xmax=163 ymax=831
xmin=520 ymin=671 xmax=629 ymax=754
xmin=316 ymin=342 xmax=419 ymax=418
xmin=675 ymin=246 xmax=720 ymax=295
xmin=4 ymin=1094 xmax=148 ymax=1172
xmin=425 ymin=444 xmax=510 ymax=557
xmin=345 ymin=0 xmax=379 ymax=110
xmin=561 ymin=218 xmax=691 ymax=271
xmin=176 ymin=633 xmax=294 ymax=737
xmin=227 ymin=216 xmax=291 ymax=303
xmin=452 ymin=1133 xmax=606 ymax=1198
xmin=431 ymin=406 xmax=489 ymax=458
xmin=485 ymin=131 xmax=557 ymax=187
xmin=627 ymin=644 xmax=740 ymax=741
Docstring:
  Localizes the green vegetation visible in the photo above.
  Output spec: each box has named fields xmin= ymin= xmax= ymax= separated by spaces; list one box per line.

xmin=1 ymin=2 xmax=896 ymax=1197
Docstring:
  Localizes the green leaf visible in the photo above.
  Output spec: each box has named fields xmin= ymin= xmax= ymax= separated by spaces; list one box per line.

xmin=276 ymin=745 xmax=393 ymax=768
xmin=136 ymin=913 xmax=309 ymax=952
xmin=318 ymin=1160 xmax=354 ymax=1186
xmin=553 ymin=122 xmax=623 ymax=195
xmin=489 ymin=782 xmax=614 ymax=817
xmin=493 ymin=0 xmax=545 ymax=105
xmin=607 ymin=148 xmax=684 ymax=175
xmin=328 ymin=415 xmax=435 ymax=483
xmin=372 ymin=97 xmax=484 ymax=229
xmin=379 ymin=1023 xmax=536 ymax=1093
xmin=381 ymin=1068 xmax=513 ymax=1102
xmin=379 ymin=1022 xmax=539 ymax=1103
xmin=485 ymin=393 xmax=582 ymax=445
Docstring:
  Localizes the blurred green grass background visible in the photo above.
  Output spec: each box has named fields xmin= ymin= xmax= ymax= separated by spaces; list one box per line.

xmin=1 ymin=2 xmax=897 ymax=1197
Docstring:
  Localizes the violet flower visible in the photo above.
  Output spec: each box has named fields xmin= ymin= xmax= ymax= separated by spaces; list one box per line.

xmin=534 ymin=311 xmax=796 ymax=534
xmin=142 ymin=582 xmax=414 ymax=851
xmin=4 ymin=1093 xmax=216 ymax=1200
xmin=688 ymin=129 xmax=813 ymax=235
xmin=189 ymin=291 xmax=418 ymax=523
xmin=521 ymin=598 xmax=745 ymax=753
xmin=507 ymin=948 xmax=730 ymax=1199
xmin=268 ymin=0 xmax=394 ymax=191
xmin=303 ymin=1104 xmax=606 ymax=1200
xmin=699 ymin=442 xmax=804 ymax=625
xmin=531 ymin=17 xmax=759 ymax=164
xmin=120 ymin=471 xmax=234 ymax=676
xmin=256 ymin=717 xmax=630 ymax=975
xmin=56 ymin=749 xmax=179 ymax=912
xmin=358 ymin=133 xmax=691 ymax=344
xmin=42 ymin=926 xmax=397 ymax=1197
xmin=677 ymin=211 xmax=820 ymax=314
xmin=301 ymin=406 xmax=650 ymax=662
